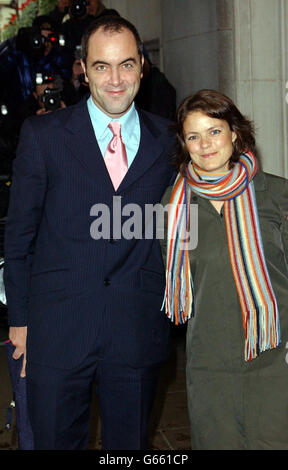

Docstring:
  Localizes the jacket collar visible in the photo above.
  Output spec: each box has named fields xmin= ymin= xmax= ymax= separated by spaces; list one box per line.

xmin=253 ymin=169 xmax=267 ymax=191
xmin=63 ymin=99 xmax=165 ymax=193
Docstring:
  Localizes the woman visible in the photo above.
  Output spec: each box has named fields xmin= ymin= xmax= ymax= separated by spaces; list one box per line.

xmin=162 ymin=89 xmax=288 ymax=449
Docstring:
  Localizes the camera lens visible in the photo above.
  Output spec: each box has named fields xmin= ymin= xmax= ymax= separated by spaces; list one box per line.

xmin=70 ymin=0 xmax=87 ymax=18
xmin=0 ymin=105 xmax=8 ymax=116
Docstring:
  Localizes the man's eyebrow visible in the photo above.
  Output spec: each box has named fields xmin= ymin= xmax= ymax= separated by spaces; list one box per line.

xmin=120 ymin=57 xmax=137 ymax=64
xmin=91 ymin=58 xmax=137 ymax=67
xmin=91 ymin=60 xmax=109 ymax=67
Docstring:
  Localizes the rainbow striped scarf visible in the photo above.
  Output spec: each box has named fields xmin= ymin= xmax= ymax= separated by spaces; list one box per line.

xmin=163 ymin=152 xmax=281 ymax=361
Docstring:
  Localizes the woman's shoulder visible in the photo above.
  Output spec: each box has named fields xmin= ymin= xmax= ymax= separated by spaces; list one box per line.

xmin=263 ymin=171 xmax=288 ymax=184
xmin=256 ymin=171 xmax=288 ymax=216
xmin=161 ymin=185 xmax=174 ymax=206
xmin=255 ymin=171 xmax=288 ymax=194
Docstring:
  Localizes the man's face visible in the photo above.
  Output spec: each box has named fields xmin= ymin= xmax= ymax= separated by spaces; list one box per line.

xmin=81 ymin=27 xmax=143 ymax=118
xmin=72 ymin=59 xmax=84 ymax=78
xmin=87 ymin=0 xmax=99 ymax=16
xmin=41 ymin=28 xmax=54 ymax=56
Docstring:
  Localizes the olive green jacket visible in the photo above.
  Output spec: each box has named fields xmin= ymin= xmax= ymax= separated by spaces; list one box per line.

xmin=161 ymin=170 xmax=288 ymax=367
xmin=161 ymin=171 xmax=288 ymax=449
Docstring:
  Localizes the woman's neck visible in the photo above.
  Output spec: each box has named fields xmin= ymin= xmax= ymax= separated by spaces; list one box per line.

xmin=209 ymin=199 xmax=224 ymax=214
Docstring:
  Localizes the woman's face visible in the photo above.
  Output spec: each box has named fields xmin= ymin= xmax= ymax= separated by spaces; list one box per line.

xmin=182 ymin=111 xmax=237 ymax=173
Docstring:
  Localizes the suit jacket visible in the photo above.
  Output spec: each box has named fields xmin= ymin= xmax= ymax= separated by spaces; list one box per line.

xmin=4 ymin=98 xmax=176 ymax=369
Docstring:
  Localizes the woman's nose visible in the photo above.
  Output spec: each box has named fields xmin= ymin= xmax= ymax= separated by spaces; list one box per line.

xmin=200 ymin=136 xmax=211 ymax=148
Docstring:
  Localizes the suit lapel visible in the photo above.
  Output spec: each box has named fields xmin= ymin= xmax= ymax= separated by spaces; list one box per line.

xmin=63 ymin=101 xmax=165 ymax=192
xmin=118 ymin=110 xmax=164 ymax=193
xmin=63 ymin=99 xmax=114 ymax=189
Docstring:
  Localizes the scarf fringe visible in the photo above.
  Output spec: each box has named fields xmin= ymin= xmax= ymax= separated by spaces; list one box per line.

xmin=161 ymin=270 xmax=194 ymax=325
xmin=244 ymin=304 xmax=281 ymax=361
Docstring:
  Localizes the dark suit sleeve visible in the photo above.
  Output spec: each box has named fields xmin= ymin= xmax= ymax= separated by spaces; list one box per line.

xmin=4 ymin=118 xmax=47 ymax=326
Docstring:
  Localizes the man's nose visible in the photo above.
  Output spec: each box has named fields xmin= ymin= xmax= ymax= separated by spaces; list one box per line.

xmin=109 ymin=68 xmax=121 ymax=86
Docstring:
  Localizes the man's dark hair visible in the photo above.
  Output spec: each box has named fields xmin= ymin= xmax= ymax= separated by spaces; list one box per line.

xmin=32 ymin=15 xmax=58 ymax=32
xmin=81 ymin=15 xmax=143 ymax=65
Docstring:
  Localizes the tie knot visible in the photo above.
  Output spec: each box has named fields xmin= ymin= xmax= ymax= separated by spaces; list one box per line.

xmin=108 ymin=121 xmax=122 ymax=137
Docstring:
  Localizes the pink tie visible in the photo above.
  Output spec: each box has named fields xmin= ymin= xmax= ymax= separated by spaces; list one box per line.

xmin=104 ymin=121 xmax=128 ymax=190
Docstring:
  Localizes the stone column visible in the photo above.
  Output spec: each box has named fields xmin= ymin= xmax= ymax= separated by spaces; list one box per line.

xmin=233 ymin=0 xmax=288 ymax=177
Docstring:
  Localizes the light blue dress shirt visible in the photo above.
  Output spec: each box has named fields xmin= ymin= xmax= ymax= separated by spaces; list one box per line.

xmin=87 ymin=95 xmax=140 ymax=168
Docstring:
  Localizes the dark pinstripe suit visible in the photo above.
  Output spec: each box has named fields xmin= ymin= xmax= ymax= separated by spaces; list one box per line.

xmin=4 ymin=97 xmax=176 ymax=449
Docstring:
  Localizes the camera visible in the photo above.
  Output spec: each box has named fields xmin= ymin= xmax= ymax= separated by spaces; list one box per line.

xmin=41 ymin=88 xmax=62 ymax=111
xmin=0 ymin=104 xmax=9 ymax=131
xmin=15 ymin=27 xmax=46 ymax=58
xmin=15 ymin=28 xmax=64 ymax=58
xmin=0 ymin=104 xmax=8 ymax=120
xmin=35 ymin=73 xmax=54 ymax=85
xmin=70 ymin=0 xmax=88 ymax=18
xmin=35 ymin=73 xmax=62 ymax=111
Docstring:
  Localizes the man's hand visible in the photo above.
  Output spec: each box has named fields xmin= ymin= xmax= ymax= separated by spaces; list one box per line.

xmin=36 ymin=101 xmax=66 ymax=115
xmin=36 ymin=108 xmax=51 ymax=115
xmin=9 ymin=326 xmax=27 ymax=377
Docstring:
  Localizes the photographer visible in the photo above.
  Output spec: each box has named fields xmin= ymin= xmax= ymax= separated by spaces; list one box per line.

xmin=60 ymin=0 xmax=95 ymax=52
xmin=0 ymin=16 xmax=72 ymax=123
xmin=0 ymin=35 xmax=31 ymax=129
xmin=32 ymin=16 xmax=74 ymax=80
xmin=0 ymin=104 xmax=17 ymax=219
xmin=48 ymin=0 xmax=70 ymax=27
xmin=86 ymin=0 xmax=119 ymax=18
xmin=62 ymin=46 xmax=89 ymax=105
xmin=135 ymin=51 xmax=176 ymax=120
xmin=20 ymin=73 xmax=66 ymax=120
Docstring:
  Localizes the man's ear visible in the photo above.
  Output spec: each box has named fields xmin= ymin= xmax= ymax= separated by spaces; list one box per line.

xmin=140 ymin=54 xmax=144 ymax=79
xmin=80 ymin=59 xmax=89 ymax=83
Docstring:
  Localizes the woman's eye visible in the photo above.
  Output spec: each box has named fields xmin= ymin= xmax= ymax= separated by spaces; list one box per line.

xmin=211 ymin=129 xmax=221 ymax=135
xmin=187 ymin=135 xmax=198 ymax=141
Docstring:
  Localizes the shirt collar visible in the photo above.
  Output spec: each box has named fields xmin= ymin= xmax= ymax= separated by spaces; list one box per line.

xmin=87 ymin=95 xmax=138 ymax=140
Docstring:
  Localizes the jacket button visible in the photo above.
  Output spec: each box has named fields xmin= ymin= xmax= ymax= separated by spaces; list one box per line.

xmin=192 ymin=196 xmax=198 ymax=201
xmin=104 ymin=278 xmax=111 ymax=286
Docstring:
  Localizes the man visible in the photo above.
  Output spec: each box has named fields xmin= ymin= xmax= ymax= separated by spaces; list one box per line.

xmin=135 ymin=52 xmax=176 ymax=120
xmin=60 ymin=0 xmax=96 ymax=53
xmin=20 ymin=74 xmax=66 ymax=120
xmin=48 ymin=0 xmax=70 ymax=27
xmin=61 ymin=48 xmax=89 ymax=106
xmin=32 ymin=16 xmax=73 ymax=81
xmin=4 ymin=15 xmax=175 ymax=450
xmin=86 ymin=0 xmax=119 ymax=17
xmin=0 ymin=16 xmax=72 ymax=119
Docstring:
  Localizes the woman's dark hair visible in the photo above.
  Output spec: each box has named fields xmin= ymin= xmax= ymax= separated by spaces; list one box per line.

xmin=81 ymin=15 xmax=143 ymax=66
xmin=174 ymin=89 xmax=256 ymax=174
